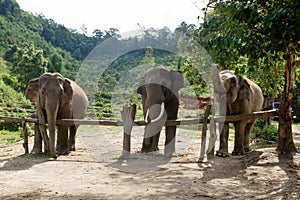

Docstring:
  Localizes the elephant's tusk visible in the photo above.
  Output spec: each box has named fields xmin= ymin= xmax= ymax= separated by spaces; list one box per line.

xmin=212 ymin=64 xmax=226 ymax=92
xmin=145 ymin=108 xmax=150 ymax=123
xmin=150 ymin=102 xmax=165 ymax=123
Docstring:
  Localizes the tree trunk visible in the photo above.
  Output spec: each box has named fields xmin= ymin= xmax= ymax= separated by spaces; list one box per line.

xmin=277 ymin=53 xmax=298 ymax=155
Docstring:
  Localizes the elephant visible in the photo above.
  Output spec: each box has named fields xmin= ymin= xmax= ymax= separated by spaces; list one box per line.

xmin=25 ymin=72 xmax=88 ymax=159
xmin=137 ymin=66 xmax=184 ymax=157
xmin=212 ymin=64 xmax=264 ymax=156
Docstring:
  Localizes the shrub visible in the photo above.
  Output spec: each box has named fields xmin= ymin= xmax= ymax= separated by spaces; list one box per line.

xmin=251 ymin=118 xmax=278 ymax=142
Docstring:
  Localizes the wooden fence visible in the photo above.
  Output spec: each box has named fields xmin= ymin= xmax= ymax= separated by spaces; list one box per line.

xmin=0 ymin=106 xmax=277 ymax=161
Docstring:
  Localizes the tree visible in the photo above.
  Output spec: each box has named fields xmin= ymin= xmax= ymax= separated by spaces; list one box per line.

xmin=141 ymin=46 xmax=155 ymax=65
xmin=48 ymin=52 xmax=64 ymax=73
xmin=199 ymin=0 xmax=300 ymax=154
xmin=0 ymin=0 xmax=20 ymax=17
xmin=9 ymin=44 xmax=47 ymax=91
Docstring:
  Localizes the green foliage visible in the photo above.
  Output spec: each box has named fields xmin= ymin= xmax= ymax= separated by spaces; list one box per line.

xmin=8 ymin=44 xmax=47 ymax=91
xmin=0 ymin=57 xmax=34 ymax=133
xmin=48 ymin=51 xmax=65 ymax=73
xmin=141 ymin=46 xmax=155 ymax=65
xmin=0 ymin=57 xmax=17 ymax=86
xmin=0 ymin=0 xmax=20 ymax=17
xmin=197 ymin=0 xmax=300 ymax=97
xmin=251 ymin=119 xmax=278 ymax=142
xmin=0 ymin=4 xmax=88 ymax=79
xmin=180 ymin=59 xmax=210 ymax=97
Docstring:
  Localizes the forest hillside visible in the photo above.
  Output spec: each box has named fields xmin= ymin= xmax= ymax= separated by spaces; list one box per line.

xmin=0 ymin=0 xmax=201 ymax=125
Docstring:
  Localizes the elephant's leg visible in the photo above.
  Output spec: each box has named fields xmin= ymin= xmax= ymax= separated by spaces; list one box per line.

xmin=141 ymin=126 xmax=153 ymax=153
xmin=164 ymin=126 xmax=176 ymax=157
xmin=151 ymin=131 xmax=161 ymax=151
xmin=232 ymin=120 xmax=247 ymax=156
xmin=69 ymin=125 xmax=77 ymax=151
xmin=142 ymin=122 xmax=162 ymax=153
xmin=31 ymin=124 xmax=42 ymax=154
xmin=57 ymin=125 xmax=69 ymax=155
xmin=142 ymin=136 xmax=152 ymax=153
xmin=243 ymin=120 xmax=255 ymax=152
xmin=216 ymin=122 xmax=230 ymax=157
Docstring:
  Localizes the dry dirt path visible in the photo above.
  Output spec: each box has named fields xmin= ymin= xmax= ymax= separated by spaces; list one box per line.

xmin=1 ymin=125 xmax=300 ymax=199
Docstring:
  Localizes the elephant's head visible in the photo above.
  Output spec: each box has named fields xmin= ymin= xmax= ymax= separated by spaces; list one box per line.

xmin=137 ymin=66 xmax=184 ymax=123
xmin=212 ymin=64 xmax=250 ymax=105
xmin=25 ymin=73 xmax=73 ymax=158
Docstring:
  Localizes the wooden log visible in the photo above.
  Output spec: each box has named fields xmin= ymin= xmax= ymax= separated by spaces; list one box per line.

xmin=21 ymin=117 xmax=29 ymax=154
xmin=0 ymin=116 xmax=38 ymax=123
xmin=198 ymin=104 xmax=212 ymax=162
xmin=121 ymin=104 xmax=136 ymax=154
xmin=55 ymin=119 xmax=122 ymax=126
xmin=0 ymin=109 xmax=278 ymax=127
xmin=213 ymin=110 xmax=277 ymax=123
xmin=51 ymin=110 xmax=279 ymax=126
xmin=54 ymin=118 xmax=205 ymax=126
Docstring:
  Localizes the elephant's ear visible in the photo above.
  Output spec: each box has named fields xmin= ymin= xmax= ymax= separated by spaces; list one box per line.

xmin=237 ymin=76 xmax=251 ymax=100
xmin=171 ymin=70 xmax=184 ymax=91
xmin=137 ymin=75 xmax=147 ymax=96
xmin=63 ymin=79 xmax=73 ymax=104
xmin=25 ymin=78 xmax=39 ymax=103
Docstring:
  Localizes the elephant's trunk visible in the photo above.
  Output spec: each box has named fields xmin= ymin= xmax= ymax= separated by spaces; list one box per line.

xmin=212 ymin=64 xmax=225 ymax=92
xmin=145 ymin=102 xmax=165 ymax=123
xmin=46 ymin=107 xmax=58 ymax=159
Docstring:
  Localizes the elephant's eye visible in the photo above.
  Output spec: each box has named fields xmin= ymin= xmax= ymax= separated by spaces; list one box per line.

xmin=41 ymin=89 xmax=46 ymax=96
xmin=58 ymin=89 xmax=63 ymax=96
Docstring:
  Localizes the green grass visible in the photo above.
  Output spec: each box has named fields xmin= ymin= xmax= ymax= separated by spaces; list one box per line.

xmin=21 ymin=152 xmax=50 ymax=158
xmin=295 ymin=142 xmax=300 ymax=149
xmin=0 ymin=128 xmax=24 ymax=144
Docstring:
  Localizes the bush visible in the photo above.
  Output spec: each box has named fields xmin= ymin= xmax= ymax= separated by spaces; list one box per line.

xmin=251 ymin=118 xmax=278 ymax=142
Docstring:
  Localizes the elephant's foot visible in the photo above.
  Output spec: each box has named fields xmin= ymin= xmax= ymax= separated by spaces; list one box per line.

xmin=69 ymin=145 xmax=75 ymax=151
xmin=164 ymin=152 xmax=174 ymax=157
xmin=216 ymin=150 xmax=229 ymax=157
xmin=140 ymin=145 xmax=159 ymax=154
xmin=231 ymin=148 xmax=245 ymax=156
xmin=140 ymin=148 xmax=152 ymax=153
xmin=244 ymin=147 xmax=251 ymax=152
xmin=164 ymin=148 xmax=175 ymax=157
xmin=69 ymin=147 xmax=75 ymax=151
xmin=31 ymin=147 xmax=43 ymax=154
xmin=57 ymin=148 xmax=70 ymax=156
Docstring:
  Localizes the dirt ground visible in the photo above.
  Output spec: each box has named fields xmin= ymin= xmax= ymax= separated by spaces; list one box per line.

xmin=1 ymin=124 xmax=300 ymax=200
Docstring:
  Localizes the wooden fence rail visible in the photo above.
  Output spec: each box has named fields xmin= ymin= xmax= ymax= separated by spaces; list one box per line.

xmin=0 ymin=109 xmax=277 ymax=126
xmin=0 ymin=109 xmax=278 ymax=160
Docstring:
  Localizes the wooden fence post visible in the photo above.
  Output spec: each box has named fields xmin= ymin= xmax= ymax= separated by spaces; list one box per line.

xmin=37 ymin=107 xmax=49 ymax=152
xmin=207 ymin=117 xmax=217 ymax=155
xmin=21 ymin=117 xmax=29 ymax=154
xmin=121 ymin=104 xmax=136 ymax=154
xmin=198 ymin=103 xmax=212 ymax=162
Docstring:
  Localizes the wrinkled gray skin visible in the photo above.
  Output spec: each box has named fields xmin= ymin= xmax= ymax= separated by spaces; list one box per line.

xmin=26 ymin=73 xmax=88 ymax=159
xmin=137 ymin=66 xmax=184 ymax=157
xmin=212 ymin=65 xmax=264 ymax=156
